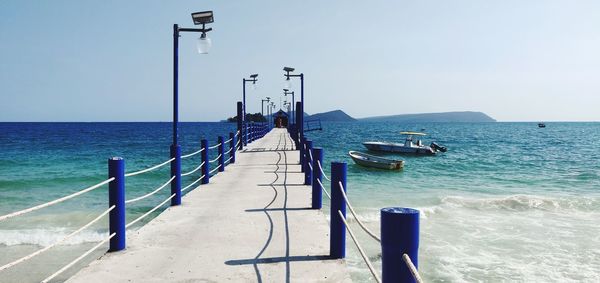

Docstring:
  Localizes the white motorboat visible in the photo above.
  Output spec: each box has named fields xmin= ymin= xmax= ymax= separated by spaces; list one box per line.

xmin=363 ymin=132 xmax=447 ymax=155
xmin=348 ymin=151 xmax=404 ymax=170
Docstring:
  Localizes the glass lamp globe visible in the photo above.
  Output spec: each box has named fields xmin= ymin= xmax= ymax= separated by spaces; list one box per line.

xmin=284 ymin=79 xmax=292 ymax=89
xmin=197 ymin=34 xmax=212 ymax=54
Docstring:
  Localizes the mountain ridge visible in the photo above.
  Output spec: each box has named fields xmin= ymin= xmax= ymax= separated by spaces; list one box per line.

xmin=307 ymin=110 xmax=496 ymax=122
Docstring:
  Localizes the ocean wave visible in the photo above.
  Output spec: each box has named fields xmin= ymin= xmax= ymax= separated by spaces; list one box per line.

xmin=0 ymin=228 xmax=107 ymax=247
xmin=440 ymin=194 xmax=600 ymax=212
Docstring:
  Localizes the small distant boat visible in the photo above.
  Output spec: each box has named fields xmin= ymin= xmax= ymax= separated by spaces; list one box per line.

xmin=363 ymin=132 xmax=447 ymax=155
xmin=348 ymin=151 xmax=404 ymax=170
xmin=538 ymin=123 xmax=546 ymax=128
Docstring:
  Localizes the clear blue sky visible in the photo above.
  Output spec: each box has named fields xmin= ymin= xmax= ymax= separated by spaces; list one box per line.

xmin=1 ymin=0 xmax=599 ymax=122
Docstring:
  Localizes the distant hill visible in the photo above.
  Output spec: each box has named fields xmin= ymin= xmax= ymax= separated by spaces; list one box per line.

xmin=360 ymin=111 xmax=496 ymax=122
xmin=308 ymin=110 xmax=356 ymax=122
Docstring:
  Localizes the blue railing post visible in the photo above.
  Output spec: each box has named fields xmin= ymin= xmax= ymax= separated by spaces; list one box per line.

xmin=300 ymin=137 xmax=306 ymax=172
xmin=381 ymin=207 xmax=420 ymax=283
xmin=170 ymin=144 xmax=181 ymax=206
xmin=218 ymin=136 xmax=225 ymax=172
xmin=237 ymin=102 xmax=243 ymax=150
xmin=330 ymin=161 xmax=347 ymax=258
xmin=201 ymin=139 xmax=209 ymax=184
xmin=108 ymin=157 xmax=125 ymax=252
xmin=229 ymin=132 xmax=236 ymax=164
xmin=304 ymin=140 xmax=313 ymax=185
xmin=311 ymin=147 xmax=323 ymax=209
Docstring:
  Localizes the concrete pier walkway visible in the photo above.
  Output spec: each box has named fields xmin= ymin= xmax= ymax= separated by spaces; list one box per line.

xmin=68 ymin=128 xmax=351 ymax=282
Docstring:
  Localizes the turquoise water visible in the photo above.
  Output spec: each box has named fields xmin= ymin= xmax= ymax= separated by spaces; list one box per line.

xmin=1 ymin=122 xmax=599 ymax=282
xmin=309 ymin=122 xmax=600 ymax=282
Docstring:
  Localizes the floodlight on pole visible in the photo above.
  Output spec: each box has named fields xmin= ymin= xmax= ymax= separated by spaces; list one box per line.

xmin=283 ymin=66 xmax=304 ymax=142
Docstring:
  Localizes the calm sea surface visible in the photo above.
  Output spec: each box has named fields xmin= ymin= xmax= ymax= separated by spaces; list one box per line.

xmin=1 ymin=122 xmax=599 ymax=282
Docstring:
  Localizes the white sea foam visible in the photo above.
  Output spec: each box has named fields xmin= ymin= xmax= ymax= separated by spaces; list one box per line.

xmin=0 ymin=228 xmax=107 ymax=247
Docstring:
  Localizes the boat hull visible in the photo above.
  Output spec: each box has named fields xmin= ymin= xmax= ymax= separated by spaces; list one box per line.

xmin=362 ymin=142 xmax=435 ymax=155
xmin=348 ymin=151 xmax=404 ymax=170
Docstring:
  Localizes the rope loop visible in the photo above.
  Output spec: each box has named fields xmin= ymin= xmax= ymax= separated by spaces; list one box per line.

xmin=125 ymin=158 xmax=174 ymax=177
xmin=181 ymin=147 xmax=204 ymax=159
xmin=337 ymin=210 xmax=381 ymax=283
xmin=0 ymin=178 xmax=114 ymax=222
xmin=317 ymin=160 xmax=331 ymax=181
xmin=337 ymin=181 xmax=381 ymax=242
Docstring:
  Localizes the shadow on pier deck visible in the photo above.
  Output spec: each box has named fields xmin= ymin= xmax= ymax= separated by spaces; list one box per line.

xmin=67 ymin=129 xmax=351 ymax=282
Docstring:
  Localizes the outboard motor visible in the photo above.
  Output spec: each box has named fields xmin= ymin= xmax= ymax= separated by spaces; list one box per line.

xmin=430 ymin=142 xmax=447 ymax=152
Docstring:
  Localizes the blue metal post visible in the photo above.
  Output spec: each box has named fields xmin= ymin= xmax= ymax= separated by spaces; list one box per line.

xmin=311 ymin=147 xmax=323 ymax=209
xmin=172 ymin=24 xmax=179 ymax=146
xmin=249 ymin=123 xmax=253 ymax=143
xmin=237 ymin=102 xmax=243 ymax=150
xmin=295 ymin=102 xmax=302 ymax=148
xmin=381 ymin=207 xmax=420 ymax=283
xmin=108 ymin=157 xmax=125 ymax=252
xmin=299 ymin=74 xmax=304 ymax=142
xmin=170 ymin=145 xmax=181 ymax=206
xmin=330 ymin=162 xmax=347 ymax=258
xmin=201 ymin=139 xmax=209 ymax=184
xmin=304 ymin=140 xmax=313 ymax=185
xmin=218 ymin=136 xmax=225 ymax=172
xmin=243 ymin=79 xmax=248 ymax=146
xmin=300 ymin=137 xmax=306 ymax=172
xmin=229 ymin=132 xmax=236 ymax=164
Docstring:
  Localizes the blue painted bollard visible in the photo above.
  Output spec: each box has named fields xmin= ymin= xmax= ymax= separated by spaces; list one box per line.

xmin=330 ymin=162 xmax=347 ymax=258
xmin=229 ymin=132 xmax=236 ymax=164
xmin=304 ymin=140 xmax=313 ymax=185
xmin=218 ymin=136 xmax=225 ymax=172
xmin=108 ymin=157 xmax=125 ymax=252
xmin=201 ymin=139 xmax=209 ymax=184
xmin=170 ymin=144 xmax=181 ymax=206
xmin=381 ymin=207 xmax=420 ymax=283
xmin=300 ymin=137 xmax=306 ymax=172
xmin=311 ymin=147 xmax=323 ymax=209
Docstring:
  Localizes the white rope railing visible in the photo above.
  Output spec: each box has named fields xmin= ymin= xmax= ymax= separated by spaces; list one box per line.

xmin=236 ymin=139 xmax=241 ymax=149
xmin=181 ymin=147 xmax=204 ymax=159
xmin=224 ymin=137 xmax=233 ymax=143
xmin=309 ymin=149 xmax=313 ymax=161
xmin=125 ymin=176 xmax=176 ymax=204
xmin=181 ymin=161 xmax=205 ymax=177
xmin=182 ymin=175 xmax=204 ymax=192
xmin=308 ymin=162 xmax=313 ymax=171
xmin=41 ymin=232 xmax=116 ymax=283
xmin=209 ymin=154 xmax=222 ymax=163
xmin=235 ymin=130 xmax=240 ymax=137
xmin=225 ymin=156 xmax=233 ymax=164
xmin=316 ymin=178 xmax=331 ymax=200
xmin=0 ymin=205 xmax=115 ymax=272
xmin=126 ymin=193 xmax=176 ymax=229
xmin=338 ymin=210 xmax=381 ymax=283
xmin=208 ymin=143 xmax=221 ymax=150
xmin=338 ymin=181 xmax=381 ymax=242
xmin=317 ymin=160 xmax=331 ymax=181
xmin=224 ymin=147 xmax=233 ymax=155
xmin=403 ymin=254 xmax=424 ymax=283
xmin=0 ymin=178 xmax=114 ymax=222
xmin=209 ymin=165 xmax=221 ymax=175
xmin=125 ymin=158 xmax=175 ymax=177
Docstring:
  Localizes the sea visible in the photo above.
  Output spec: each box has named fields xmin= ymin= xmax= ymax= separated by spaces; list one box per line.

xmin=1 ymin=122 xmax=599 ymax=282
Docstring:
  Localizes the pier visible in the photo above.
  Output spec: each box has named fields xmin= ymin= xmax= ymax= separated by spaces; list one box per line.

xmin=67 ymin=128 xmax=351 ymax=282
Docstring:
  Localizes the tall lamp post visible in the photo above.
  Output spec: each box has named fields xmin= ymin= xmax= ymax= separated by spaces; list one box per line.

xmin=283 ymin=67 xmax=304 ymax=141
xmin=283 ymin=89 xmax=295 ymax=125
xmin=261 ymin=97 xmax=270 ymax=120
xmin=171 ymin=11 xmax=214 ymax=206
xmin=270 ymin=102 xmax=275 ymax=127
xmin=242 ymin=74 xmax=258 ymax=146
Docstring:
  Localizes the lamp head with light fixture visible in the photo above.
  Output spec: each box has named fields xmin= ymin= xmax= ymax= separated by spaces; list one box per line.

xmin=191 ymin=11 xmax=214 ymax=54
